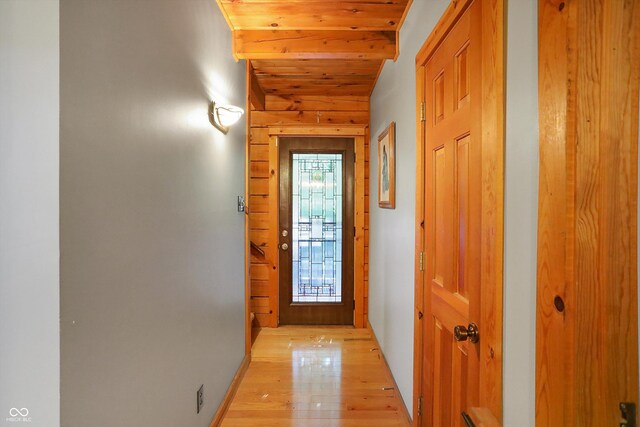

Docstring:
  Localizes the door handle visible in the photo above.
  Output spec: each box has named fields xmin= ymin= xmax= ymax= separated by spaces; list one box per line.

xmin=454 ymin=323 xmax=479 ymax=343
xmin=461 ymin=412 xmax=475 ymax=427
xmin=281 ymin=243 xmax=289 ymax=251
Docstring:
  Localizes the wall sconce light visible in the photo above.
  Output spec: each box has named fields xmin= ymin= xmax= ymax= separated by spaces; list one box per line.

xmin=209 ymin=101 xmax=244 ymax=134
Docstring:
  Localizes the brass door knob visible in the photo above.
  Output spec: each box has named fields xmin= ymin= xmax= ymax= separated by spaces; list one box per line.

xmin=281 ymin=243 xmax=289 ymax=251
xmin=454 ymin=323 xmax=479 ymax=343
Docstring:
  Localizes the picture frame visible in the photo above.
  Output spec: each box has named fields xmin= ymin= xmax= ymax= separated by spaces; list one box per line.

xmin=377 ymin=121 xmax=396 ymax=209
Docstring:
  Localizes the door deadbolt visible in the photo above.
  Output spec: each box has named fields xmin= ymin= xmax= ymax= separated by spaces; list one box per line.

xmin=281 ymin=243 xmax=289 ymax=251
xmin=454 ymin=323 xmax=479 ymax=343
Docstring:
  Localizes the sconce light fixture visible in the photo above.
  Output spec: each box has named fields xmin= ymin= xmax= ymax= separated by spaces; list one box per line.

xmin=209 ymin=101 xmax=244 ymax=134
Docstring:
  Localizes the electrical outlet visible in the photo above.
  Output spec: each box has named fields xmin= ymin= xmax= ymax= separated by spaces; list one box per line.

xmin=197 ymin=384 xmax=204 ymax=414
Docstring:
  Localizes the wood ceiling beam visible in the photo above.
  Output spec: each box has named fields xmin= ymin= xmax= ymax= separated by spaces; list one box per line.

xmin=251 ymin=110 xmax=369 ymax=127
xmin=234 ymin=30 xmax=396 ymax=60
xmin=218 ymin=1 xmax=408 ymax=31
xmin=220 ymin=0 xmax=407 ymax=3
xmin=251 ymin=59 xmax=383 ymax=77
xmin=264 ymin=95 xmax=369 ymax=112
xmin=248 ymin=62 xmax=266 ymax=111
xmin=256 ymin=77 xmax=374 ymax=96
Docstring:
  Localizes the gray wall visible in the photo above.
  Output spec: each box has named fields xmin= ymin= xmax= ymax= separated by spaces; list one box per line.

xmin=368 ymin=0 xmax=450 ymax=414
xmin=369 ymin=0 xmax=539 ymax=424
xmin=60 ymin=1 xmax=246 ymax=426
xmin=0 ymin=1 xmax=60 ymax=426
xmin=503 ymin=1 xmax=538 ymax=425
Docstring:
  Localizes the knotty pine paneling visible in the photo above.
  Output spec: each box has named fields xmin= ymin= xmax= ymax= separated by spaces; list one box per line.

xmin=536 ymin=0 xmax=640 ymax=423
xmin=364 ymin=138 xmax=370 ymax=320
xmin=249 ymin=212 xmax=270 ymax=230
xmin=234 ymin=30 xmax=396 ymax=61
xmin=250 ymin=229 xmax=269 ymax=247
xmin=249 ymin=145 xmax=269 ymax=161
xmin=249 ymin=178 xmax=269 ymax=195
xmin=265 ymin=95 xmax=369 ymax=112
xmin=251 ymin=110 xmax=369 ymax=127
xmin=250 ymin=161 xmax=269 ymax=178
xmin=250 ymin=296 xmax=270 ymax=314
xmin=251 ymin=280 xmax=271 ymax=297
xmin=250 ymin=251 xmax=268 ymax=265
xmin=248 ymin=93 xmax=370 ymax=328
xmin=248 ymin=195 xmax=269 ymax=213
xmin=249 ymin=128 xmax=269 ymax=145
xmin=250 ymin=264 xmax=270 ymax=281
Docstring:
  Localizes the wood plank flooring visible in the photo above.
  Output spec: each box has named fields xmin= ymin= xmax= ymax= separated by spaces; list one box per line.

xmin=220 ymin=327 xmax=411 ymax=426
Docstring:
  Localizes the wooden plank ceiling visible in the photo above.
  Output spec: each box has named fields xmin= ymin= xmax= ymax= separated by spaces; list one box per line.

xmin=216 ymin=0 xmax=412 ymax=97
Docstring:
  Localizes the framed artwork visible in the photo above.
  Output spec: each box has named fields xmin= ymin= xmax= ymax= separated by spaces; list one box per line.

xmin=377 ymin=121 xmax=396 ymax=209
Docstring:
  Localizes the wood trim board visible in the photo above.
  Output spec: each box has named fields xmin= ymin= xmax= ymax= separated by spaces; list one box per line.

xmin=368 ymin=321 xmax=413 ymax=425
xmin=412 ymin=63 xmax=426 ymax=423
xmin=355 ymin=135 xmax=366 ymax=327
xmin=209 ymin=354 xmax=251 ymax=427
xmin=535 ymin=0 xmax=640 ymax=424
xmin=244 ymin=63 xmax=252 ymax=354
xmin=478 ymin=0 xmax=505 ymax=415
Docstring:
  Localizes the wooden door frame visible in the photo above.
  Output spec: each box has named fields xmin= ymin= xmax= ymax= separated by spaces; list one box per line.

xmin=413 ymin=0 xmax=505 ymax=424
xmin=258 ymin=126 xmax=369 ymax=332
xmin=277 ymin=136 xmax=356 ymax=325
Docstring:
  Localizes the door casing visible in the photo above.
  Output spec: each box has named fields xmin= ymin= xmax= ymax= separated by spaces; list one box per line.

xmin=536 ymin=0 xmax=640 ymax=424
xmin=244 ymin=126 xmax=369 ymax=335
xmin=413 ymin=0 xmax=505 ymax=424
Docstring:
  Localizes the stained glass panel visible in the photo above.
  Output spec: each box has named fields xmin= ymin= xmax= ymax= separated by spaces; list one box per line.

xmin=292 ymin=153 xmax=343 ymax=303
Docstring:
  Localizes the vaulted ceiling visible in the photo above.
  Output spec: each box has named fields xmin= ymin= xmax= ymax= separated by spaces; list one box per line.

xmin=216 ymin=0 xmax=413 ymax=97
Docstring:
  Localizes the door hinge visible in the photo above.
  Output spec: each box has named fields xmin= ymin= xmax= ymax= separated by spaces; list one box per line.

xmin=419 ymin=251 xmax=425 ymax=272
xmin=417 ymin=395 xmax=423 ymax=417
xmin=621 ymin=402 xmax=636 ymax=427
xmin=420 ymin=102 xmax=426 ymax=122
xmin=353 ymin=300 xmax=356 ymax=310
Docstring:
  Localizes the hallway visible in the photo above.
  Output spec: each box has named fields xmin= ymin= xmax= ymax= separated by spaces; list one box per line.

xmin=220 ymin=327 xmax=411 ymax=426
xmin=4 ymin=0 xmax=639 ymax=426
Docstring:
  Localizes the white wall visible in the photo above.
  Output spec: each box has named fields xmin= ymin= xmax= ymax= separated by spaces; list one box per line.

xmin=59 ymin=1 xmax=246 ymax=426
xmin=0 ymin=1 xmax=60 ymax=426
xmin=369 ymin=1 xmax=538 ymax=424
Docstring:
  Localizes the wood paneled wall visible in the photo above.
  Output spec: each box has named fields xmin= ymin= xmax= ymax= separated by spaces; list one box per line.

xmin=248 ymin=89 xmax=371 ymax=328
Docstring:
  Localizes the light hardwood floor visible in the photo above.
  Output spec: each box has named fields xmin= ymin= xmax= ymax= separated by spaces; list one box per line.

xmin=220 ymin=326 xmax=411 ymax=426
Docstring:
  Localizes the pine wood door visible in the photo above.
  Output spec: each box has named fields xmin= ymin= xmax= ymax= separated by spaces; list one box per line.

xmin=421 ymin=2 xmax=483 ymax=425
xmin=278 ymin=137 xmax=355 ymax=325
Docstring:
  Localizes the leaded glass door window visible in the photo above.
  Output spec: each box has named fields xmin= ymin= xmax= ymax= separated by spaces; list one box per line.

xmin=278 ymin=138 xmax=355 ymax=325
xmin=292 ymin=154 xmax=343 ymax=303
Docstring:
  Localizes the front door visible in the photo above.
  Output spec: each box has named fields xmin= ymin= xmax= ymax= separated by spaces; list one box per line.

xmin=421 ymin=2 xmax=483 ymax=425
xmin=278 ymin=137 xmax=355 ymax=325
